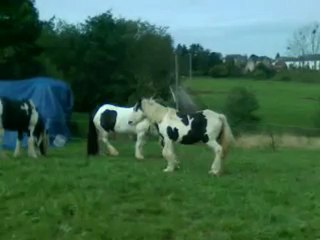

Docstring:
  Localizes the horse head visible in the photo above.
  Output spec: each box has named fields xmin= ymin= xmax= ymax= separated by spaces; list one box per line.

xmin=128 ymin=98 xmax=148 ymax=125
xmin=128 ymin=97 xmax=167 ymax=125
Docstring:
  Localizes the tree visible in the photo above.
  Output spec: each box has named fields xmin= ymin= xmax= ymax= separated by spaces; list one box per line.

xmin=0 ymin=0 xmax=43 ymax=79
xmin=287 ymin=22 xmax=320 ymax=68
xmin=225 ymin=87 xmax=260 ymax=133
xmin=39 ymin=12 xmax=174 ymax=111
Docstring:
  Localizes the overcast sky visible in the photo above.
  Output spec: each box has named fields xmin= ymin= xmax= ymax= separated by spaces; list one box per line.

xmin=35 ymin=0 xmax=320 ymax=57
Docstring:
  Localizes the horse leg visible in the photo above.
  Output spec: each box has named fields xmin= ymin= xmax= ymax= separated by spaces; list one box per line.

xmin=101 ymin=132 xmax=119 ymax=156
xmin=162 ymin=140 xmax=178 ymax=172
xmin=135 ymin=130 xmax=146 ymax=160
xmin=27 ymin=129 xmax=37 ymax=158
xmin=13 ymin=130 xmax=23 ymax=158
xmin=206 ymin=140 xmax=223 ymax=176
xmin=97 ymin=131 xmax=106 ymax=156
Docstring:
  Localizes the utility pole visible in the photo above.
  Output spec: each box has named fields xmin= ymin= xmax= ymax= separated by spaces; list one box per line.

xmin=174 ymin=53 xmax=179 ymax=109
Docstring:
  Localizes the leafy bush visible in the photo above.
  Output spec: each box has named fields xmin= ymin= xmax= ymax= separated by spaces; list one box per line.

xmin=252 ymin=69 xmax=268 ymax=80
xmin=251 ymin=63 xmax=276 ymax=80
xmin=209 ymin=64 xmax=229 ymax=77
xmin=225 ymin=61 xmax=244 ymax=77
xmin=224 ymin=87 xmax=261 ymax=134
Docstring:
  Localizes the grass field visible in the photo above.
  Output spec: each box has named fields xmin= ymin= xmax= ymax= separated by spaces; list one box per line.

xmin=183 ymin=77 xmax=320 ymax=129
xmin=1 ymin=139 xmax=320 ymax=239
xmin=70 ymin=77 xmax=320 ymax=138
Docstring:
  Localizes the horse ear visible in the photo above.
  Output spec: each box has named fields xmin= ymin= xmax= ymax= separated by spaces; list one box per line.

xmin=134 ymin=98 xmax=142 ymax=110
xmin=150 ymin=94 xmax=157 ymax=100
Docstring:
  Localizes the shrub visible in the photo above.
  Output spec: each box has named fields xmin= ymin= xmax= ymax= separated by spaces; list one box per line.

xmin=225 ymin=61 xmax=244 ymax=77
xmin=209 ymin=64 xmax=229 ymax=78
xmin=224 ymin=87 xmax=261 ymax=134
xmin=273 ymin=69 xmax=320 ymax=83
xmin=252 ymin=69 xmax=268 ymax=80
xmin=251 ymin=63 xmax=276 ymax=80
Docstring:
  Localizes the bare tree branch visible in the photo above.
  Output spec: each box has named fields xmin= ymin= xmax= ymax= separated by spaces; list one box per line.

xmin=287 ymin=22 xmax=320 ymax=57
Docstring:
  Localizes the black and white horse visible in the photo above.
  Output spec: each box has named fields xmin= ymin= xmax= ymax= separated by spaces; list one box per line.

xmin=128 ymin=98 xmax=235 ymax=175
xmin=87 ymin=103 xmax=151 ymax=159
xmin=0 ymin=97 xmax=48 ymax=158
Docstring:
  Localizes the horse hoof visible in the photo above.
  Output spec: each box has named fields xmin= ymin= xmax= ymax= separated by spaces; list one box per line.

xmin=109 ymin=151 xmax=119 ymax=156
xmin=208 ymin=170 xmax=221 ymax=176
xmin=163 ymin=168 xmax=174 ymax=173
xmin=135 ymin=155 xmax=144 ymax=160
xmin=28 ymin=154 xmax=38 ymax=159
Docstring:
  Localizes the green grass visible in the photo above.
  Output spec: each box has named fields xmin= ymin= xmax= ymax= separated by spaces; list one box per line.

xmin=1 ymin=140 xmax=320 ymax=239
xmin=183 ymin=77 xmax=320 ymax=128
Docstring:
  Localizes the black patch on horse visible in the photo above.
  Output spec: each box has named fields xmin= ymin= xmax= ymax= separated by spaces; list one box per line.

xmin=167 ymin=127 xmax=179 ymax=141
xmin=100 ymin=110 xmax=117 ymax=132
xmin=176 ymin=112 xmax=189 ymax=126
xmin=1 ymin=98 xmax=32 ymax=131
xmin=180 ymin=112 xmax=209 ymax=144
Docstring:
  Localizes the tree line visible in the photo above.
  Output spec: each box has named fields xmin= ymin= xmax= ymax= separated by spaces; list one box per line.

xmin=0 ymin=0 xmax=231 ymax=111
xmin=2 ymin=1 xmax=319 ymax=112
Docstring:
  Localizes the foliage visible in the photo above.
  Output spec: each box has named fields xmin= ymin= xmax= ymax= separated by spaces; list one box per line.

xmin=251 ymin=63 xmax=276 ymax=80
xmin=1 ymin=141 xmax=320 ymax=239
xmin=38 ymin=13 xmax=174 ymax=111
xmin=0 ymin=0 xmax=43 ymax=79
xmin=224 ymin=87 xmax=260 ymax=133
xmin=225 ymin=60 xmax=244 ymax=77
xmin=273 ymin=69 xmax=320 ymax=83
xmin=0 ymin=0 xmax=174 ymax=111
xmin=209 ymin=64 xmax=229 ymax=77
xmin=175 ymin=43 xmax=222 ymax=76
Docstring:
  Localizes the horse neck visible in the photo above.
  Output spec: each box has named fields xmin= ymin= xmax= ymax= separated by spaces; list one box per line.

xmin=144 ymin=102 xmax=168 ymax=123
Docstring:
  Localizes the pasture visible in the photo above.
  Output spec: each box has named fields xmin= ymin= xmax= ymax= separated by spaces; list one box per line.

xmin=183 ymin=77 xmax=320 ymax=128
xmin=1 ymin=139 xmax=320 ymax=239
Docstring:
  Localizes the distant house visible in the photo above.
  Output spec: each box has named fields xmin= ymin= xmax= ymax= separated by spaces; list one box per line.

xmin=273 ymin=60 xmax=288 ymax=72
xmin=244 ymin=55 xmax=273 ymax=73
xmin=275 ymin=54 xmax=320 ymax=70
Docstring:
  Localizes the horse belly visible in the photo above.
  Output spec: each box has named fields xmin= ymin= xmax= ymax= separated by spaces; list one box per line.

xmin=114 ymin=124 xmax=135 ymax=134
xmin=2 ymin=111 xmax=29 ymax=132
xmin=180 ymin=130 xmax=207 ymax=145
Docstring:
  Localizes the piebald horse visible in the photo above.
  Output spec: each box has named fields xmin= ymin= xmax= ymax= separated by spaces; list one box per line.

xmin=0 ymin=97 xmax=48 ymax=158
xmin=128 ymin=98 xmax=234 ymax=175
xmin=87 ymin=103 xmax=151 ymax=159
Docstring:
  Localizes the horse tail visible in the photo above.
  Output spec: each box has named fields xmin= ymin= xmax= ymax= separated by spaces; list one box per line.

xmin=218 ymin=114 xmax=235 ymax=159
xmin=87 ymin=111 xmax=98 ymax=156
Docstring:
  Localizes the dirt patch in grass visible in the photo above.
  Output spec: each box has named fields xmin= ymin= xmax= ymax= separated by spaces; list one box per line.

xmin=236 ymin=134 xmax=320 ymax=149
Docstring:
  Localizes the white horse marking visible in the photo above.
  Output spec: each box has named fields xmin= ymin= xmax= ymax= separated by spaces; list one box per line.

xmin=87 ymin=102 xmax=153 ymax=159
